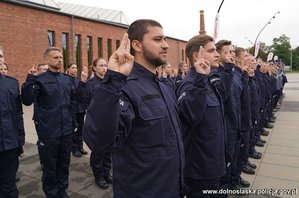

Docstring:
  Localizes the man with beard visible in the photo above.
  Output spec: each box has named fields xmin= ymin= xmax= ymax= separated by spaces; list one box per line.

xmin=22 ymin=47 xmax=76 ymax=198
xmin=83 ymin=19 xmax=185 ymax=198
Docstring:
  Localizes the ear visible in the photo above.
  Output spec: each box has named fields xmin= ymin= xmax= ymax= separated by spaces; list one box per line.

xmin=192 ymin=51 xmax=198 ymax=63
xmin=131 ymin=40 xmax=142 ymax=53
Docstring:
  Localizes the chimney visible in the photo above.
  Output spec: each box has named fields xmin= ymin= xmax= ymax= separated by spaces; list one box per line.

xmin=199 ymin=10 xmax=206 ymax=35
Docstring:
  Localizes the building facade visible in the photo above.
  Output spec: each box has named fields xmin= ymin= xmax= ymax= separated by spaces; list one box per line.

xmin=0 ymin=0 xmax=187 ymax=83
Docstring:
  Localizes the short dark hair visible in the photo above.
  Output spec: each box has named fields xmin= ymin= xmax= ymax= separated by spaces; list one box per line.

xmin=67 ymin=63 xmax=76 ymax=68
xmin=44 ymin=47 xmax=61 ymax=57
xmin=185 ymin=35 xmax=214 ymax=65
xmin=235 ymin=47 xmax=246 ymax=57
xmin=127 ymin=19 xmax=163 ymax=55
xmin=215 ymin=40 xmax=232 ymax=53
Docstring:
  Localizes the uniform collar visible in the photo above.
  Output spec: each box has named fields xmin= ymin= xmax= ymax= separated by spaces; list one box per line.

xmin=129 ymin=62 xmax=158 ymax=82
xmin=47 ymin=69 xmax=60 ymax=75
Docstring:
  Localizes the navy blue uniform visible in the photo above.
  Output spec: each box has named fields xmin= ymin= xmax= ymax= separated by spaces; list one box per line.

xmin=211 ymin=64 xmax=243 ymax=194
xmin=22 ymin=70 xmax=76 ymax=198
xmin=248 ymin=76 xmax=261 ymax=154
xmin=85 ymin=75 xmax=112 ymax=182
xmin=84 ymin=63 xmax=184 ymax=198
xmin=71 ymin=76 xmax=86 ymax=153
xmin=0 ymin=75 xmax=25 ymax=198
xmin=159 ymin=76 xmax=175 ymax=90
xmin=176 ymin=68 xmax=226 ymax=196
xmin=231 ymin=71 xmax=252 ymax=186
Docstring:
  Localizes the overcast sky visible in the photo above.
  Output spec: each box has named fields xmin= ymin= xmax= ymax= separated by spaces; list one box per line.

xmin=58 ymin=0 xmax=299 ymax=49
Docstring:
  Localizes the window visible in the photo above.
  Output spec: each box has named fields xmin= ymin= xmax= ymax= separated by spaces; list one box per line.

xmin=181 ymin=49 xmax=185 ymax=62
xmin=98 ymin=37 xmax=103 ymax=57
xmin=107 ymin=39 xmax=112 ymax=59
xmin=116 ymin=40 xmax=120 ymax=49
xmin=75 ymin=34 xmax=82 ymax=76
xmin=62 ymin=33 xmax=69 ymax=71
xmin=48 ymin=31 xmax=55 ymax=47
xmin=87 ymin=36 xmax=93 ymax=67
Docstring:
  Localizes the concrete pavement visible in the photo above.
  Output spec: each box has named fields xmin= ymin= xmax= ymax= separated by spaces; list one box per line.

xmin=17 ymin=73 xmax=299 ymax=197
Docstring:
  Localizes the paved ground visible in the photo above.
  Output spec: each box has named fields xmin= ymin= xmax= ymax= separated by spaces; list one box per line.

xmin=17 ymin=73 xmax=299 ymax=198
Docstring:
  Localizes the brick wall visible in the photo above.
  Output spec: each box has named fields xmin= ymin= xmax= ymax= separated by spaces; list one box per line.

xmin=0 ymin=1 xmax=187 ymax=83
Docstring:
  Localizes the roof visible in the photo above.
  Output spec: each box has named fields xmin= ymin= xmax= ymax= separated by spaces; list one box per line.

xmin=17 ymin=0 xmax=60 ymax=9
xmin=9 ymin=0 xmax=130 ymax=25
xmin=57 ymin=2 xmax=131 ymax=25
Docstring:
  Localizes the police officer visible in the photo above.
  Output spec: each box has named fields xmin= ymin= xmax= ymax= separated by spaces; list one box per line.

xmin=212 ymin=40 xmax=251 ymax=196
xmin=159 ymin=62 xmax=176 ymax=89
xmin=85 ymin=57 xmax=112 ymax=189
xmin=66 ymin=63 xmax=88 ymax=158
xmin=176 ymin=35 xmax=226 ymax=197
xmin=22 ymin=47 xmax=76 ymax=198
xmin=83 ymin=19 xmax=184 ymax=197
xmin=0 ymin=46 xmax=25 ymax=198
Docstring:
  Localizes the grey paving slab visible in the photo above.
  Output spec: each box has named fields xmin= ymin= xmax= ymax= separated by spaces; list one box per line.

xmin=252 ymin=176 xmax=299 ymax=198
xmin=266 ymin=145 xmax=299 ymax=157
xmin=258 ymin=163 xmax=299 ymax=182
xmin=268 ymin=139 xmax=299 ymax=148
xmin=262 ymin=153 xmax=299 ymax=168
xmin=17 ymin=142 xmax=113 ymax=198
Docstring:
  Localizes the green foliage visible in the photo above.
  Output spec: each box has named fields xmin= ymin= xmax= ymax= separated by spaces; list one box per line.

xmin=271 ymin=34 xmax=291 ymax=64
xmin=247 ymin=34 xmax=299 ymax=70
xmin=292 ymin=47 xmax=299 ymax=70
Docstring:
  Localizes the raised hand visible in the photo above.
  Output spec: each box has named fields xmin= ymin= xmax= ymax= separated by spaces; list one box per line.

xmin=224 ymin=53 xmax=235 ymax=64
xmin=81 ymin=66 xmax=88 ymax=82
xmin=108 ymin=33 xmax=134 ymax=76
xmin=28 ymin=62 xmax=38 ymax=75
xmin=194 ymin=46 xmax=210 ymax=75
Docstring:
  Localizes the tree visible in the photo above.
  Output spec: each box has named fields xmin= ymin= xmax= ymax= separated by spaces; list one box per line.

xmin=270 ymin=34 xmax=291 ymax=65
xmin=292 ymin=47 xmax=299 ymax=70
xmin=247 ymin=42 xmax=268 ymax=61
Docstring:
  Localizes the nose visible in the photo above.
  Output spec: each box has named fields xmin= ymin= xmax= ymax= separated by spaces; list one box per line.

xmin=162 ymin=40 xmax=169 ymax=49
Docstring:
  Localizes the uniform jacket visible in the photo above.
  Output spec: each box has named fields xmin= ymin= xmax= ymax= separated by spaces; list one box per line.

xmin=176 ymin=68 xmax=226 ymax=180
xmin=71 ymin=76 xmax=86 ymax=114
xmin=240 ymin=71 xmax=252 ymax=133
xmin=210 ymin=64 xmax=242 ymax=144
xmin=83 ymin=63 xmax=184 ymax=198
xmin=22 ymin=70 xmax=76 ymax=139
xmin=0 ymin=75 xmax=25 ymax=152
xmin=159 ymin=76 xmax=175 ymax=90
xmin=85 ymin=74 xmax=103 ymax=108
xmin=248 ymin=76 xmax=261 ymax=122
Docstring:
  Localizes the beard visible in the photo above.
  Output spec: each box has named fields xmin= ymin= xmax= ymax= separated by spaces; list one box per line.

xmin=142 ymin=44 xmax=167 ymax=67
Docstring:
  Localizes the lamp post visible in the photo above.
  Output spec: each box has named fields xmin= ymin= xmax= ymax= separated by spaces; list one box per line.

xmin=245 ymin=37 xmax=254 ymax=53
xmin=253 ymin=10 xmax=280 ymax=56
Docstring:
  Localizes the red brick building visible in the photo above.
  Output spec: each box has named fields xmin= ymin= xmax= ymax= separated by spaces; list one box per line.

xmin=0 ymin=0 xmax=187 ymax=83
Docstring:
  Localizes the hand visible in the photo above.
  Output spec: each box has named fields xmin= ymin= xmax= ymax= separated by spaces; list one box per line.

xmin=108 ymin=33 xmax=134 ymax=76
xmin=19 ymin=146 xmax=24 ymax=157
xmin=224 ymin=54 xmax=235 ymax=64
xmin=28 ymin=63 xmax=38 ymax=75
xmin=194 ymin=46 xmax=210 ymax=75
xmin=81 ymin=70 xmax=87 ymax=82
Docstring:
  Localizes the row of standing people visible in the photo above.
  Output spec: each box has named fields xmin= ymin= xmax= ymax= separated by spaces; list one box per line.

xmin=0 ymin=44 xmax=113 ymax=197
xmin=83 ymin=19 xmax=287 ymax=198
xmin=0 ymin=18 xmax=287 ymax=198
